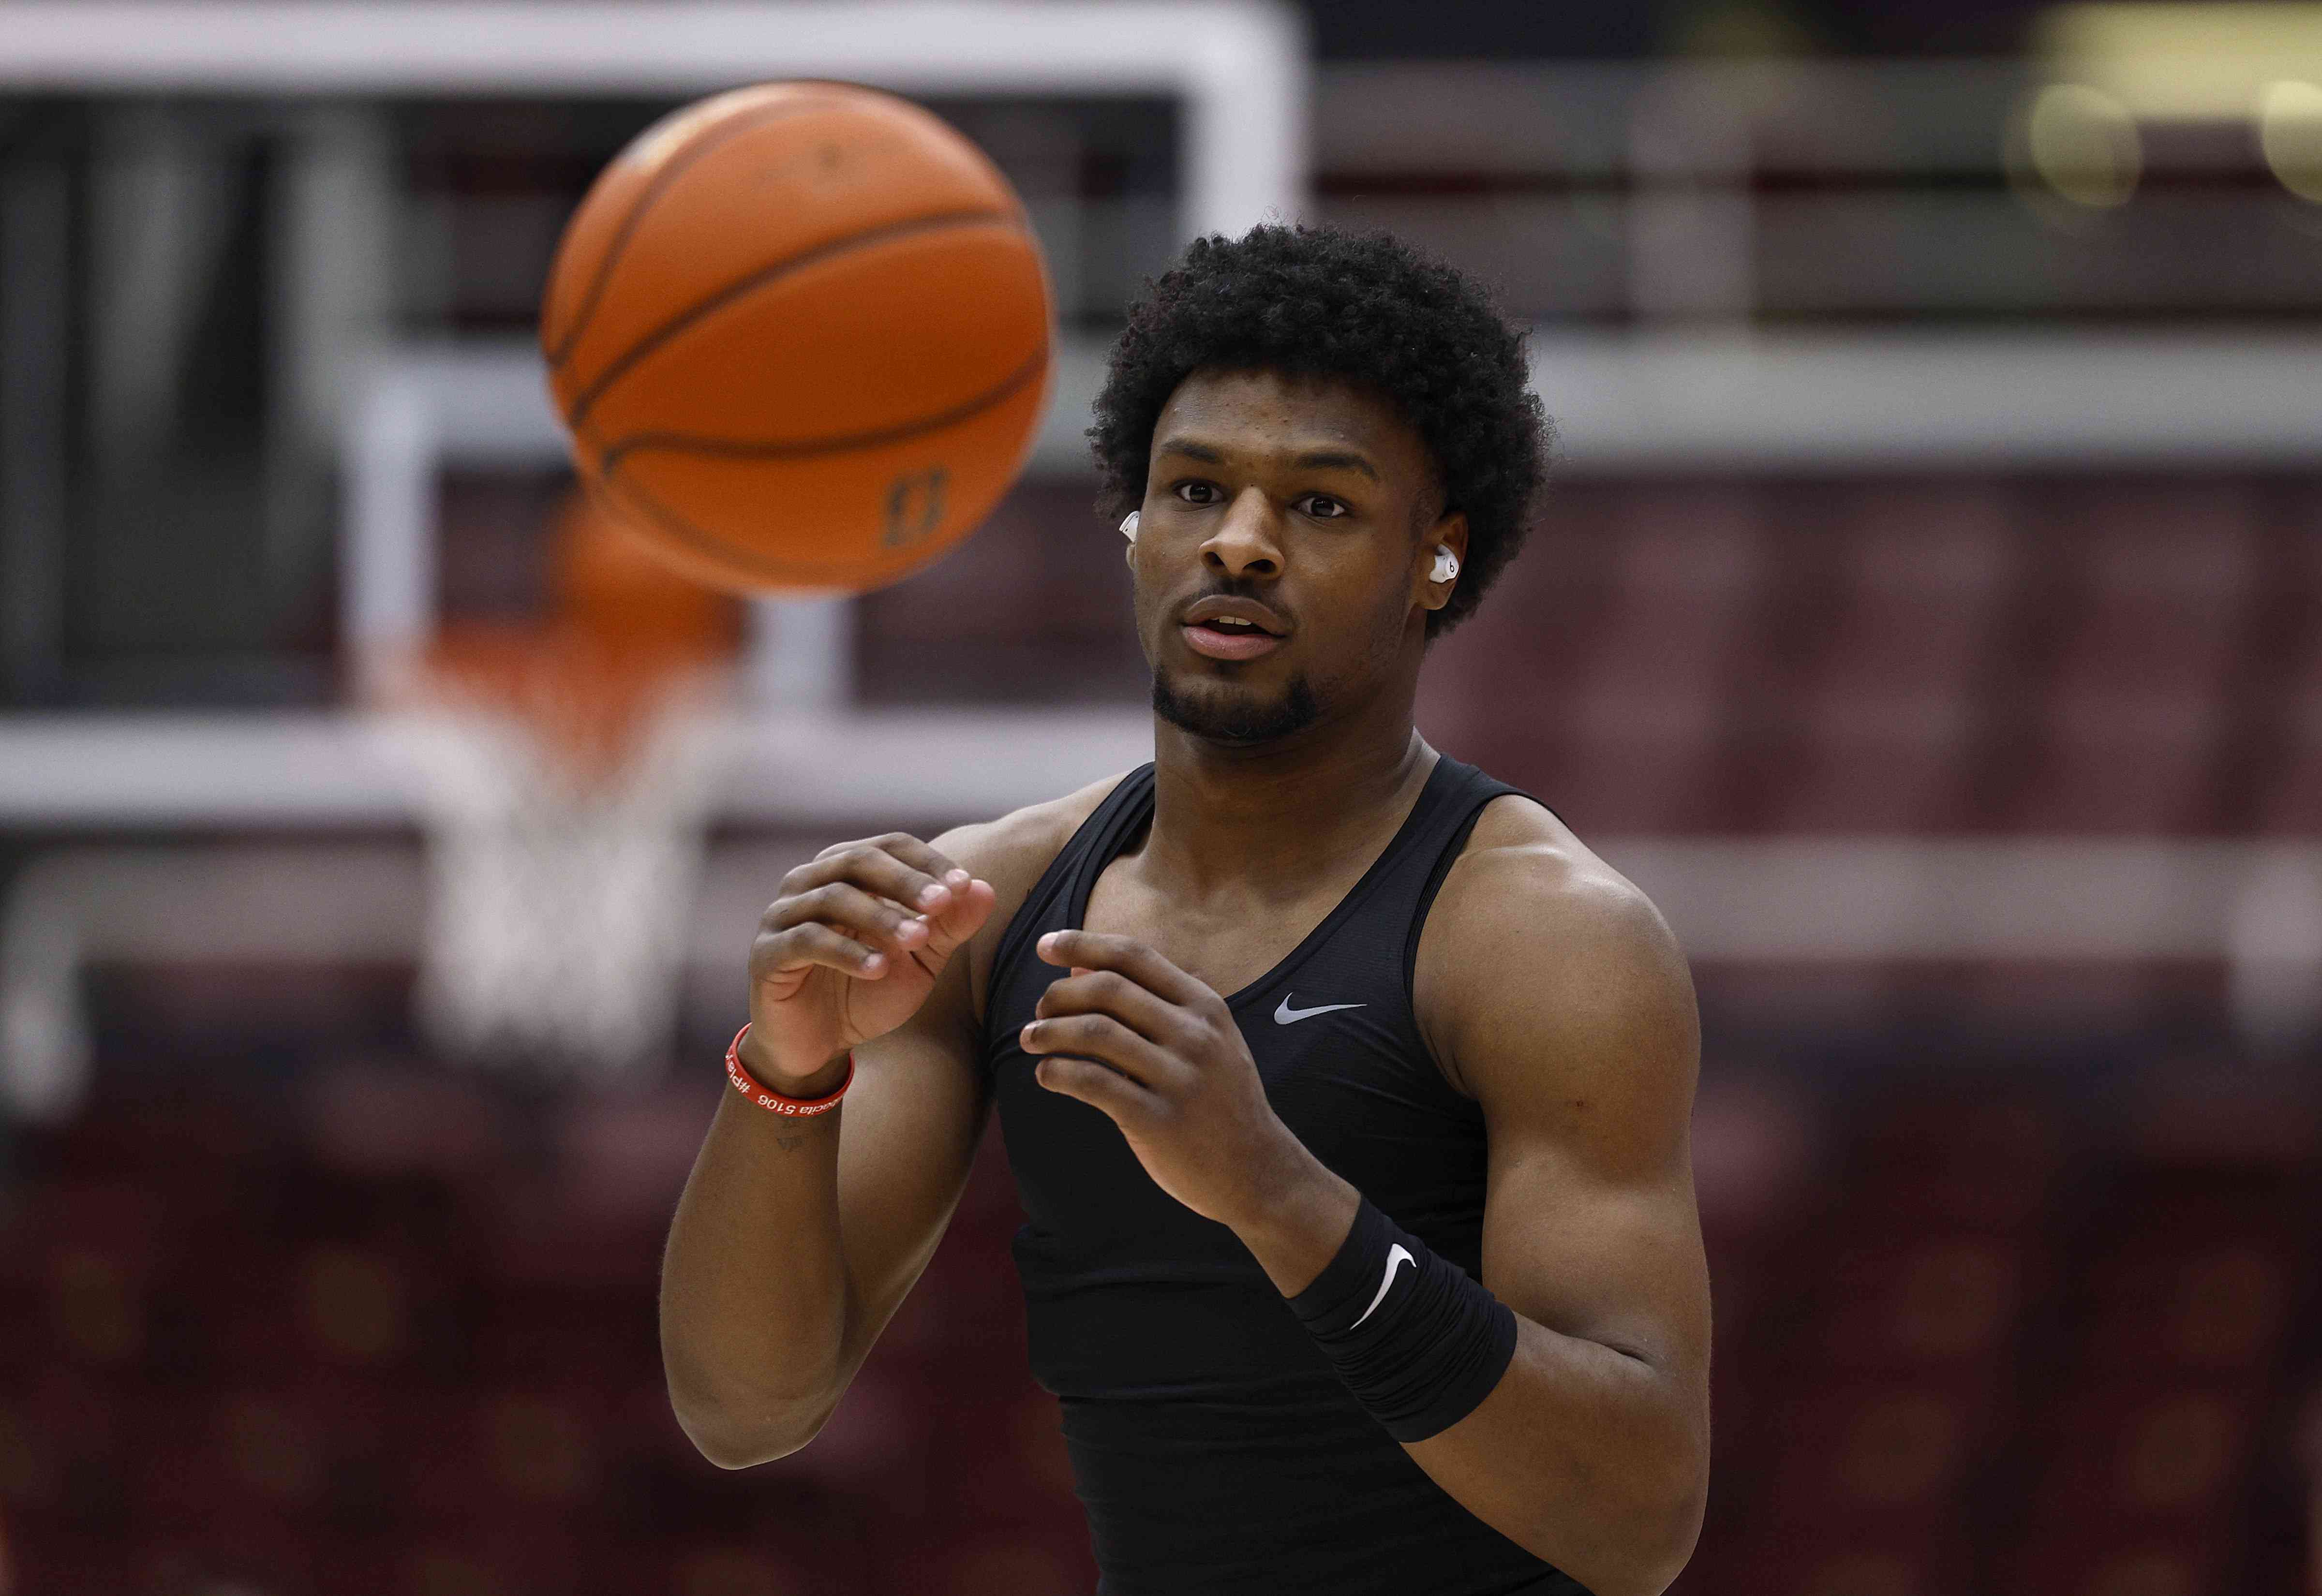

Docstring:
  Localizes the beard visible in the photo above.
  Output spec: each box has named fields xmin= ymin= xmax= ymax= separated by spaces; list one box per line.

xmin=1151 ymin=665 xmax=1322 ymax=745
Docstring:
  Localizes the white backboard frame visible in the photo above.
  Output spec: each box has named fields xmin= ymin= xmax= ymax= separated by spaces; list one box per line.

xmin=0 ymin=0 xmax=1309 ymax=245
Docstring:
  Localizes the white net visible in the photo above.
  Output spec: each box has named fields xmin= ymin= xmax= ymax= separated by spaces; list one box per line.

xmin=381 ymin=685 xmax=728 ymax=1082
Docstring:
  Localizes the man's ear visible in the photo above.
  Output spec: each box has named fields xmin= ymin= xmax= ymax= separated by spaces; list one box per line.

xmin=1418 ymin=511 xmax=1470 ymax=612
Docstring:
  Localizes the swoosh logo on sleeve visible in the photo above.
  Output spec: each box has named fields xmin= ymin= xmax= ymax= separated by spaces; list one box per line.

xmin=1274 ymin=995 xmax=1366 ymax=1025
xmin=1352 ymin=1244 xmax=1415 ymax=1329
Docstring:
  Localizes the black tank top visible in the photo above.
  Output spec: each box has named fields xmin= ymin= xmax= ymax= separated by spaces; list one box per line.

xmin=980 ymin=755 xmax=1590 ymax=1596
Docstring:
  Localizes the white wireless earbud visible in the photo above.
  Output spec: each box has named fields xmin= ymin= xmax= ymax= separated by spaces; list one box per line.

xmin=1120 ymin=511 xmax=1140 ymax=542
xmin=1430 ymin=546 xmax=1459 ymax=582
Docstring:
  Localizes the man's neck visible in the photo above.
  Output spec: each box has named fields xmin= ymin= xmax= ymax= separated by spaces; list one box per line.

xmin=1142 ymin=685 xmax=1435 ymax=902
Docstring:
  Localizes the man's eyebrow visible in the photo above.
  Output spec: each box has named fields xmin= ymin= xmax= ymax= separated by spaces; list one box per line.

xmin=1150 ymin=438 xmax=1381 ymax=481
xmin=1292 ymin=449 xmax=1379 ymax=481
xmin=1152 ymin=437 xmax=1224 ymax=462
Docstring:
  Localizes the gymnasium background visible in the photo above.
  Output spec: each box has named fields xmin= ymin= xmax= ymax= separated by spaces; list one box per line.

xmin=3 ymin=2 xmax=2320 ymax=1593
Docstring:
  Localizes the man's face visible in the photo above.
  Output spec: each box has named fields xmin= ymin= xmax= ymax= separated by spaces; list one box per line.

xmin=1129 ymin=368 xmax=1463 ymax=746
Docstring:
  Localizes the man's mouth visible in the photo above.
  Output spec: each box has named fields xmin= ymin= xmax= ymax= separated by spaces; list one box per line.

xmin=1181 ymin=616 xmax=1284 ymax=661
xmin=1178 ymin=595 xmax=1289 ymax=661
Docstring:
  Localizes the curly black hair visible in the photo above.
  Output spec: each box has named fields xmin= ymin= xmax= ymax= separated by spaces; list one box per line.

xmin=1088 ymin=224 xmax=1550 ymax=638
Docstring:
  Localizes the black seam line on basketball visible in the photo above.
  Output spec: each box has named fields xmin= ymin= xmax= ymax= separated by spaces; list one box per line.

xmin=541 ymin=94 xmax=842 ymax=371
xmin=563 ymin=207 xmax=1027 ymax=434
xmin=603 ymin=463 xmax=920 ymax=585
xmin=595 ymin=345 xmax=1047 ymax=473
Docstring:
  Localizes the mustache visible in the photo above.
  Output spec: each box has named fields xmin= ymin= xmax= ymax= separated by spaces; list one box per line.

xmin=1177 ymin=577 xmax=1287 ymax=617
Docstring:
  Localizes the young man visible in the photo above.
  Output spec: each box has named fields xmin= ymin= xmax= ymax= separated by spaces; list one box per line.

xmin=661 ymin=226 xmax=1710 ymax=1596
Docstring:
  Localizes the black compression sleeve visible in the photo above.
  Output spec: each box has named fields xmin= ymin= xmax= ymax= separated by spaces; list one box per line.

xmin=1287 ymin=1198 xmax=1518 ymax=1443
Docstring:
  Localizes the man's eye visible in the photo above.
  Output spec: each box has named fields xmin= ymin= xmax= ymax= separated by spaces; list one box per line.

xmin=1174 ymin=482 xmax=1218 ymax=505
xmin=1301 ymin=496 xmax=1348 ymax=519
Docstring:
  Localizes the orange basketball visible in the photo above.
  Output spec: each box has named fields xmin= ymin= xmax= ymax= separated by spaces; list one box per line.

xmin=541 ymin=82 xmax=1052 ymax=594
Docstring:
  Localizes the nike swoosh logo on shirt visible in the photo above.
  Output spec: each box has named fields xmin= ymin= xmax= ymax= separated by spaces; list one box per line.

xmin=1274 ymin=995 xmax=1366 ymax=1025
xmin=1352 ymin=1244 xmax=1415 ymax=1329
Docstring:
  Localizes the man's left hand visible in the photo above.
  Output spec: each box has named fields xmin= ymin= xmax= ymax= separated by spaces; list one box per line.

xmin=1021 ymin=929 xmax=1326 ymax=1233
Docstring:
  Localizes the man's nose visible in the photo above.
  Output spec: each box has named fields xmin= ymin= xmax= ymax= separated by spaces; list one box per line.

xmin=1200 ymin=487 xmax=1282 ymax=579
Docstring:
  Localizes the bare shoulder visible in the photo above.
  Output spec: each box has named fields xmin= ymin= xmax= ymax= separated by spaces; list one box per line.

xmin=1414 ymin=795 xmax=1697 ymax=1133
xmin=936 ymin=771 xmax=1133 ymax=1019
xmin=934 ymin=771 xmax=1127 ymax=915
xmin=1429 ymin=795 xmax=1683 ymax=975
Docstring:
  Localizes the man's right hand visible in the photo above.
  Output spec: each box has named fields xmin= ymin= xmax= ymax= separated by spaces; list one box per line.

xmin=743 ymin=833 xmax=997 ymax=1094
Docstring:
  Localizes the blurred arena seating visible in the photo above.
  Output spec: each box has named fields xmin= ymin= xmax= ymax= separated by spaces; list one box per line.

xmin=0 ymin=1039 xmax=2312 ymax=1596
xmin=1411 ymin=475 xmax=2322 ymax=839
xmin=1681 ymin=1067 xmax=2319 ymax=1596
xmin=0 ymin=1059 xmax=1094 ymax=1596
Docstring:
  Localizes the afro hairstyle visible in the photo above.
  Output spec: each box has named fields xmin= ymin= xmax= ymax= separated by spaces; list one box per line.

xmin=1087 ymin=224 xmax=1550 ymax=638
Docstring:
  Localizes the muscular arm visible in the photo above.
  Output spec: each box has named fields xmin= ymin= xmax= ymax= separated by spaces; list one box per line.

xmin=660 ymin=786 xmax=1113 ymax=1468
xmin=658 ymin=948 xmax=986 ymax=1466
xmin=1398 ymin=802 xmax=1711 ymax=1595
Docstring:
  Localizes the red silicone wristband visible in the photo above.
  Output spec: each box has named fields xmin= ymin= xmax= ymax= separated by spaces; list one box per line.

xmin=725 ymin=1025 xmax=852 ymax=1117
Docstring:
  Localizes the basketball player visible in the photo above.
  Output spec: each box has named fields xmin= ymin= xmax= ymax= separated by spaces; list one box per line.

xmin=662 ymin=226 xmax=1710 ymax=1596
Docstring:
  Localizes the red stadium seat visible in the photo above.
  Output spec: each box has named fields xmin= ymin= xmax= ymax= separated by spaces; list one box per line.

xmin=584 ymin=1539 xmax=829 ymax=1596
xmin=149 ymin=1231 xmax=460 ymax=1380
xmin=2026 ymin=1381 xmax=2256 ymax=1526
xmin=1995 ymin=1530 xmax=2226 ymax=1596
xmin=1765 ymin=487 xmax=2018 ymax=832
xmin=1419 ymin=485 xmax=1774 ymax=831
xmin=1753 ymin=1378 xmax=1999 ymax=1531
xmin=132 ymin=1384 xmax=376 ymax=1530
xmin=1996 ymin=489 xmax=2261 ymax=833
xmin=1704 ymin=1520 xmax=1971 ymax=1596
xmin=1533 ymin=490 xmax=1774 ymax=833
xmin=3 ymin=1527 xmax=135 ymax=1596
xmin=393 ymin=1386 xmax=616 ymax=1525
xmin=1804 ymin=1235 xmax=2034 ymax=1374
xmin=875 ymin=1531 xmax=1094 ymax=1596
xmin=2254 ymin=566 xmax=2322 ymax=834
xmin=2075 ymin=1235 xmax=2294 ymax=1376
xmin=130 ymin=1517 xmax=321 ymax=1596
xmin=337 ymin=1527 xmax=590 ymax=1596
xmin=0 ymin=1371 xmax=130 ymax=1534
xmin=2257 ymin=714 xmax=2322 ymax=833
xmin=1842 ymin=1094 xmax=2059 ymax=1234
